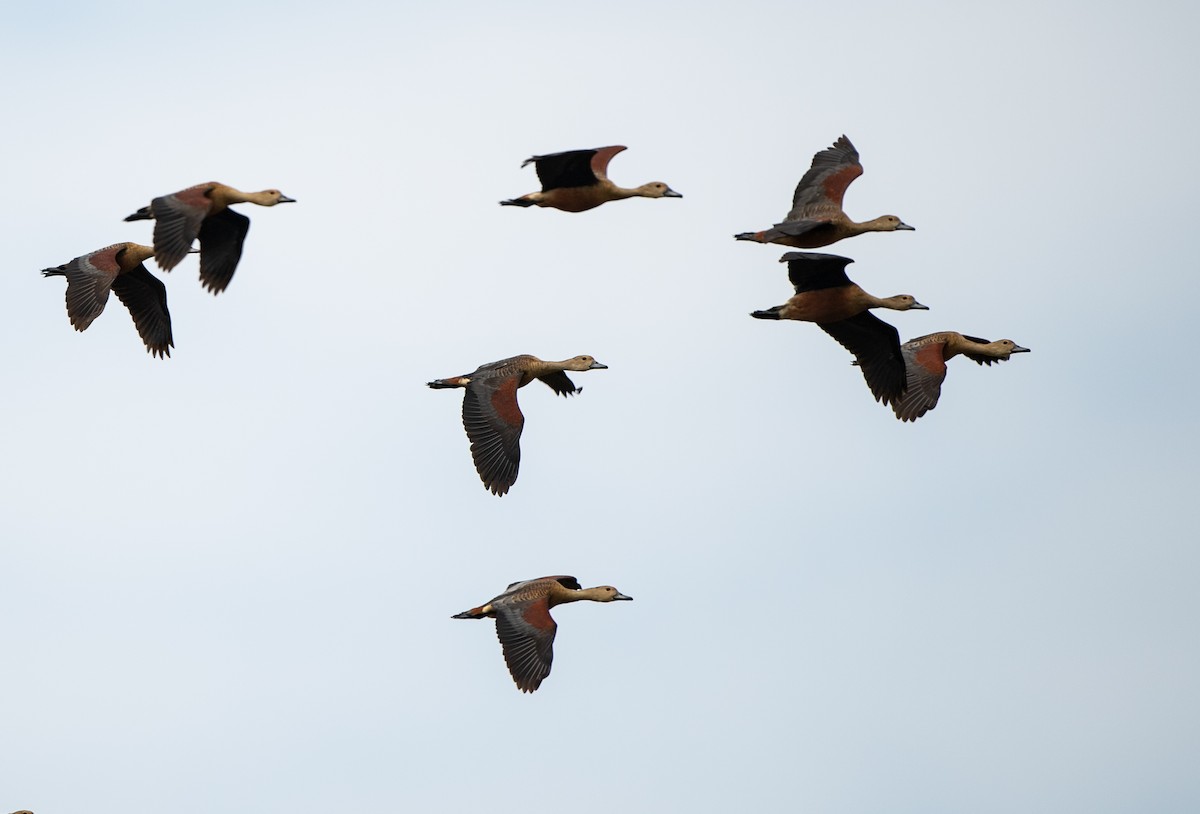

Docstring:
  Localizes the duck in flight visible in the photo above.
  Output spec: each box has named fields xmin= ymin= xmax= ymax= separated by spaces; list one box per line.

xmin=43 ymin=242 xmax=174 ymax=358
xmin=428 ymin=354 xmax=608 ymax=495
xmin=453 ymin=575 xmax=632 ymax=693
xmin=751 ymin=251 xmax=928 ymax=405
xmin=735 ymin=135 xmax=913 ymax=248
xmin=124 ymin=181 xmax=295 ymax=294
xmin=501 ymin=146 xmax=681 ymax=212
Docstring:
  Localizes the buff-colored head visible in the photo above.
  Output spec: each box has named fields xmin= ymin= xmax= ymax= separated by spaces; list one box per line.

xmin=880 ymin=294 xmax=929 ymax=311
xmin=868 ymin=215 xmax=915 ymax=232
xmin=563 ymin=355 xmax=609 ymax=371
xmin=635 ymin=182 xmax=683 ymax=199
xmin=988 ymin=339 xmax=1031 ymax=359
xmin=254 ymin=189 xmax=296 ymax=206
xmin=584 ymin=585 xmax=634 ymax=602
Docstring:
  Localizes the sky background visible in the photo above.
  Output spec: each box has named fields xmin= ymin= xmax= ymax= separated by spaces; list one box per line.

xmin=3 ymin=2 xmax=1199 ymax=812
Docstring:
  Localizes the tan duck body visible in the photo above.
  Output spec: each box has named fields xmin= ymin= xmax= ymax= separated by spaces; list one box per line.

xmin=752 ymin=252 xmax=928 ymax=405
xmin=888 ymin=332 xmax=1030 ymax=421
xmin=42 ymin=242 xmax=174 ymax=358
xmin=453 ymin=575 xmax=632 ymax=693
xmin=124 ymin=181 xmax=295 ymax=293
xmin=501 ymin=146 xmax=681 ymax=212
xmin=428 ymin=354 xmax=608 ymax=496
xmin=735 ymin=135 xmax=913 ymax=249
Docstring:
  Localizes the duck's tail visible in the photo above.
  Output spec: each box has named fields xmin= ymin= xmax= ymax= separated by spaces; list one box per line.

xmin=499 ymin=197 xmax=535 ymax=207
xmin=750 ymin=307 xmax=783 ymax=320
xmin=123 ymin=206 xmax=153 ymax=222
xmin=427 ymin=376 xmax=470 ymax=389
xmin=734 ymin=231 xmax=765 ymax=242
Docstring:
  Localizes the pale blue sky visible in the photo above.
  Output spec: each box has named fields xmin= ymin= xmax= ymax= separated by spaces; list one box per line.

xmin=3 ymin=2 xmax=1198 ymax=812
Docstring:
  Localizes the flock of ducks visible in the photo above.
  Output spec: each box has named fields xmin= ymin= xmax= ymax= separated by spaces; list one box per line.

xmin=39 ymin=137 xmax=1029 ymax=693
xmin=738 ymin=136 xmax=1029 ymax=423
xmin=42 ymin=182 xmax=296 ymax=357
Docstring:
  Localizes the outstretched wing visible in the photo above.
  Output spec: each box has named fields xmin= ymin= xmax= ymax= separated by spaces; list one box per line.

xmin=111 ymin=264 xmax=174 ymax=358
xmin=197 ymin=208 xmax=251 ymax=294
xmin=820 ymin=312 xmax=905 ymax=404
xmin=891 ymin=339 xmax=949 ymax=421
xmin=526 ymin=146 xmax=626 ymax=191
xmin=150 ymin=184 xmax=213 ymax=271
xmin=42 ymin=247 xmax=120 ymax=332
xmin=787 ymin=135 xmax=863 ymax=219
xmin=781 ymin=251 xmax=855 ymax=293
xmin=537 ymin=371 xmax=581 ymax=397
xmin=462 ymin=376 xmax=524 ymax=495
xmin=494 ymin=597 xmax=557 ymax=693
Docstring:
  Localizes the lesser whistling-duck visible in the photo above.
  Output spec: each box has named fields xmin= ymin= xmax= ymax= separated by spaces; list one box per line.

xmin=453 ymin=575 xmax=632 ymax=693
xmin=124 ymin=182 xmax=295 ymax=294
xmin=735 ymin=135 xmax=913 ymax=249
xmin=751 ymin=252 xmax=928 ymax=405
xmin=500 ymin=146 xmax=681 ymax=212
xmin=427 ymin=354 xmax=608 ymax=496
xmin=42 ymin=242 xmax=174 ymax=358
xmin=882 ymin=332 xmax=1030 ymax=421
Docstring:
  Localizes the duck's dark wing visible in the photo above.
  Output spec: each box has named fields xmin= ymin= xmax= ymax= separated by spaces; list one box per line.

xmin=111 ymin=264 xmax=174 ymax=358
xmin=537 ymin=371 xmax=581 ymax=397
xmin=781 ymin=251 xmax=855 ymax=293
xmin=494 ymin=596 xmax=557 ymax=693
xmin=787 ymin=135 xmax=863 ymax=218
xmin=820 ymin=312 xmax=906 ymax=404
xmin=197 ymin=208 xmax=251 ymax=294
xmin=757 ymin=219 xmax=833 ymax=242
xmin=525 ymin=146 xmax=626 ymax=191
xmin=462 ymin=375 xmax=524 ymax=495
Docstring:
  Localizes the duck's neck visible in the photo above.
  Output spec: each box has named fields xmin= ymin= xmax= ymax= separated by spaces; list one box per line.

xmin=608 ymin=184 xmax=640 ymax=200
xmin=945 ymin=334 xmax=994 ymax=361
xmin=855 ymin=288 xmax=893 ymax=310
xmin=852 ymin=216 xmax=895 ymax=234
xmin=549 ymin=585 xmax=609 ymax=607
xmin=208 ymin=184 xmax=246 ymax=208
xmin=211 ymin=186 xmax=277 ymax=207
xmin=548 ymin=358 xmax=589 ymax=374
xmin=877 ymin=295 xmax=914 ymax=311
xmin=119 ymin=243 xmax=156 ymax=268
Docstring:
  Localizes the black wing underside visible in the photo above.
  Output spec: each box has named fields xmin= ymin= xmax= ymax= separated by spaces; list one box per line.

xmin=527 ymin=150 xmax=601 ymax=191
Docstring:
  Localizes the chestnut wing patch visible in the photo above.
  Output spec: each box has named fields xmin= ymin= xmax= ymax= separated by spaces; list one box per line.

xmin=789 ymin=136 xmax=863 ymax=214
xmin=892 ymin=341 xmax=949 ymax=421
xmin=588 ymin=145 xmax=627 ymax=181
